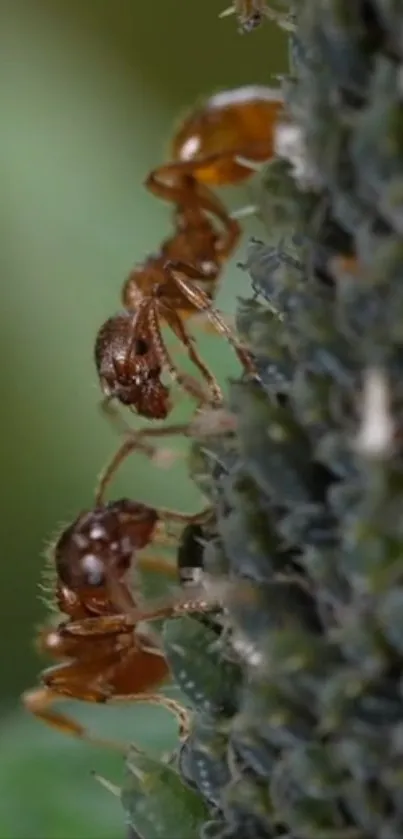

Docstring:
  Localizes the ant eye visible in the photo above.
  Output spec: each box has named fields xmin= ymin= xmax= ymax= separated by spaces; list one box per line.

xmin=81 ymin=554 xmax=105 ymax=587
xmin=134 ymin=338 xmax=149 ymax=356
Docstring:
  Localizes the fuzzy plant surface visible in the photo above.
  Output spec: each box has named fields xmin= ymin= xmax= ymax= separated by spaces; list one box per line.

xmin=120 ymin=2 xmax=403 ymax=838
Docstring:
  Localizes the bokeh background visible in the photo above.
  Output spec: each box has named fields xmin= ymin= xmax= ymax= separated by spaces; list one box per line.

xmin=0 ymin=2 xmax=286 ymax=836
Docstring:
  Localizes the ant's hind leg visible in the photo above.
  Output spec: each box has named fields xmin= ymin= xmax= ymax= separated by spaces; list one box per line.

xmin=22 ymin=686 xmax=189 ymax=751
xmin=22 ymin=686 xmax=128 ymax=753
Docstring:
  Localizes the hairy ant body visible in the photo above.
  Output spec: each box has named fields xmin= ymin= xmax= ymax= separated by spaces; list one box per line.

xmin=95 ymin=86 xmax=281 ymax=422
xmin=23 ymin=496 xmax=212 ymax=750
xmin=23 ymin=436 xmax=214 ymax=751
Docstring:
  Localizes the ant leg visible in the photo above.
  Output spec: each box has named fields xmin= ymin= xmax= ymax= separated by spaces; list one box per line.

xmin=230 ymin=204 xmax=258 ymax=220
xmin=151 ymin=521 xmax=181 ymax=549
xmin=22 ymin=686 xmax=128 ymax=753
xmin=189 ymin=177 xmax=240 ymax=258
xmin=145 ymin=301 xmax=221 ymax=406
xmin=234 ymin=155 xmax=266 ymax=172
xmin=157 ymin=506 xmax=211 ymax=526
xmin=61 ymin=614 xmax=135 ymax=637
xmin=65 ymin=589 xmax=216 ymax=639
xmin=100 ymin=393 xmax=135 ymax=436
xmin=146 ymin=166 xmax=241 ymax=257
xmin=166 ymin=261 xmax=258 ymax=377
xmin=162 ymin=304 xmax=223 ymax=405
xmin=145 ymin=163 xmax=227 ymax=220
xmin=111 ymin=693 xmax=190 ymax=740
xmin=22 ymin=686 xmax=189 ymax=750
xmin=95 ymin=425 xmax=190 ymax=505
xmin=97 ymin=432 xmax=212 ymax=527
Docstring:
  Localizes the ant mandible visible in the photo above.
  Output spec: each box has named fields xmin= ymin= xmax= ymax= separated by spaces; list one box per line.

xmin=22 ymin=438 xmax=213 ymax=752
xmin=95 ymin=86 xmax=282 ymax=424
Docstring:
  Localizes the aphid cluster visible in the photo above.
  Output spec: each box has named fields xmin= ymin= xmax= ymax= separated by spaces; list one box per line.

xmin=22 ymin=85 xmax=283 ymax=754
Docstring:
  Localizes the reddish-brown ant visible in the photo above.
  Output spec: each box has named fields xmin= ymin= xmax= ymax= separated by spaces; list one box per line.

xmin=22 ymin=437 xmax=213 ymax=751
xmin=95 ymin=86 xmax=281 ymax=423
xmin=95 ymin=263 xmax=257 ymax=424
xmin=219 ymin=3 xmax=295 ymax=34
xmin=219 ymin=0 xmax=268 ymax=32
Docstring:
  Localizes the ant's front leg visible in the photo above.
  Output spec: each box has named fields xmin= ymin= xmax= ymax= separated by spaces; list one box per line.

xmin=162 ymin=303 xmax=223 ymax=406
xmin=95 ymin=424 xmax=190 ymax=506
xmin=165 ymin=261 xmax=258 ymax=377
xmin=145 ymin=301 xmax=221 ymax=408
xmin=60 ymin=614 xmax=134 ymax=638
xmin=100 ymin=393 xmax=136 ymax=436
xmin=66 ymin=589 xmax=215 ymax=639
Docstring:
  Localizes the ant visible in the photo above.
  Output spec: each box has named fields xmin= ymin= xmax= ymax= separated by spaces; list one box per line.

xmin=219 ymin=2 xmax=295 ymax=34
xmin=95 ymin=86 xmax=282 ymax=424
xmin=22 ymin=438 xmax=214 ymax=752
xmin=95 ymin=262 xmax=257 ymax=424
xmin=219 ymin=0 xmax=267 ymax=32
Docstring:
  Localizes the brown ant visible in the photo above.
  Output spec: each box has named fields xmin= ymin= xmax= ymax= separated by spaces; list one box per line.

xmin=219 ymin=0 xmax=268 ymax=31
xmin=95 ymin=262 xmax=257 ymax=425
xmin=95 ymin=86 xmax=282 ymax=424
xmin=219 ymin=3 xmax=295 ymax=34
xmin=22 ymin=439 xmax=214 ymax=752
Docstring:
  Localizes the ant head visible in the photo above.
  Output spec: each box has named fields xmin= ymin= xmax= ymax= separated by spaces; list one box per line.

xmin=94 ymin=312 xmax=171 ymax=420
xmin=54 ymin=499 xmax=159 ymax=591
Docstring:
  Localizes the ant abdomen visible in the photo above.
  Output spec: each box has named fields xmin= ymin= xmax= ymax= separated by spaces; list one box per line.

xmin=94 ymin=312 xmax=171 ymax=419
xmin=171 ymin=85 xmax=284 ymax=186
xmin=54 ymin=500 xmax=159 ymax=592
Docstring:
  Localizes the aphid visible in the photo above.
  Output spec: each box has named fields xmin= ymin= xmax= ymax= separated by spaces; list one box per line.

xmin=177 ymin=523 xmax=206 ymax=589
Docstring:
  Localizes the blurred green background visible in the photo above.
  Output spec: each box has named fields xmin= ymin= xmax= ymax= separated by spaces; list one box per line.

xmin=0 ymin=2 xmax=286 ymax=836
